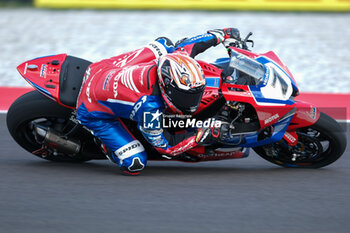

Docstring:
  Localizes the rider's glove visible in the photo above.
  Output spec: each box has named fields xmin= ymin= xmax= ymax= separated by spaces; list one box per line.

xmin=208 ymin=28 xmax=241 ymax=44
xmin=195 ymin=128 xmax=212 ymax=145
xmin=195 ymin=121 xmax=231 ymax=145
xmin=155 ymin=37 xmax=175 ymax=53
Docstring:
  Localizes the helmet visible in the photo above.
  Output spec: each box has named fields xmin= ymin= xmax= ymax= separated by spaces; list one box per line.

xmin=157 ymin=54 xmax=206 ymax=114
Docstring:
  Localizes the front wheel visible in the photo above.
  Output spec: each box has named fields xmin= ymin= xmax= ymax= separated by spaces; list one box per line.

xmin=253 ymin=112 xmax=347 ymax=168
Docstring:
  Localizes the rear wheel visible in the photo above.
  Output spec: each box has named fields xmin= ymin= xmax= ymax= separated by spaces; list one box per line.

xmin=253 ymin=112 xmax=347 ymax=168
xmin=6 ymin=91 xmax=92 ymax=162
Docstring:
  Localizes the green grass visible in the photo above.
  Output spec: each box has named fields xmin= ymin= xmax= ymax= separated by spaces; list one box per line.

xmin=0 ymin=1 xmax=33 ymax=7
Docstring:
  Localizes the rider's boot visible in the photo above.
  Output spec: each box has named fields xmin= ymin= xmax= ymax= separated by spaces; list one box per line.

xmin=105 ymin=144 xmax=147 ymax=176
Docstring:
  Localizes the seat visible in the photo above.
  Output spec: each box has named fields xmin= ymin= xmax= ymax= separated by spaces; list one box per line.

xmin=59 ymin=56 xmax=92 ymax=108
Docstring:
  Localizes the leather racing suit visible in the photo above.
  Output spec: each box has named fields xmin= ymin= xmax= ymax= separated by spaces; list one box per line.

xmin=76 ymin=31 xmax=229 ymax=174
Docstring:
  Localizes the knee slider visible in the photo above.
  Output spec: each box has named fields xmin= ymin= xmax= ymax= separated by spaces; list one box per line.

xmin=114 ymin=140 xmax=147 ymax=171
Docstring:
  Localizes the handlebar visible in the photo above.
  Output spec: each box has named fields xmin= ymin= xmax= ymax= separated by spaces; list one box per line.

xmin=224 ymin=32 xmax=254 ymax=51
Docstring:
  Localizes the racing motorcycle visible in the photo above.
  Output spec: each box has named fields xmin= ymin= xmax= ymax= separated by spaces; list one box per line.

xmin=7 ymin=33 xmax=347 ymax=168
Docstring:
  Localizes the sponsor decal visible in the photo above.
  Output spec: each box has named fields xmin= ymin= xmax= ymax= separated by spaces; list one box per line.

xmin=284 ymin=132 xmax=297 ymax=144
xmin=40 ymin=64 xmax=47 ymax=78
xmin=129 ymin=96 xmax=147 ymax=120
xmin=197 ymin=148 xmax=245 ymax=159
xmin=196 ymin=128 xmax=210 ymax=144
xmin=148 ymin=135 xmax=167 ymax=148
xmin=197 ymin=151 xmax=242 ymax=159
xmin=103 ymin=70 xmax=116 ymax=90
xmin=147 ymin=41 xmax=167 ymax=58
xmin=158 ymin=143 xmax=168 ymax=148
xmin=113 ymin=66 xmax=140 ymax=98
xmin=117 ymin=141 xmax=141 ymax=156
xmin=264 ymin=113 xmax=280 ymax=124
xmin=149 ymin=43 xmax=163 ymax=56
xmin=115 ymin=140 xmax=145 ymax=164
xmin=171 ymin=140 xmax=194 ymax=156
xmin=120 ymin=66 xmax=140 ymax=93
xmin=195 ymin=129 xmax=204 ymax=142
xmin=86 ymin=80 xmax=92 ymax=103
xmin=139 ymin=66 xmax=147 ymax=86
xmin=263 ymin=66 xmax=270 ymax=85
xmin=86 ymin=68 xmax=101 ymax=103
xmin=113 ymin=49 xmax=144 ymax=68
xmin=187 ymin=33 xmax=212 ymax=43
xmin=310 ymin=107 xmax=317 ymax=120
xmin=82 ymin=67 xmax=91 ymax=85
xmin=113 ymin=72 xmax=120 ymax=98
xmin=24 ymin=63 xmax=28 ymax=74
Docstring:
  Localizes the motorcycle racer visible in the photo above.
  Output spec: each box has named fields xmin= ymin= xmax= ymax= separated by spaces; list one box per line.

xmin=76 ymin=28 xmax=241 ymax=175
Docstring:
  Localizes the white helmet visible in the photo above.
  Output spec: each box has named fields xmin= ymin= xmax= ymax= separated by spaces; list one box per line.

xmin=157 ymin=53 xmax=206 ymax=114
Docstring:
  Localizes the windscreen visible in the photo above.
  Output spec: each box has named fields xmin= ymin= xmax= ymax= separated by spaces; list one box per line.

xmin=229 ymin=49 xmax=266 ymax=85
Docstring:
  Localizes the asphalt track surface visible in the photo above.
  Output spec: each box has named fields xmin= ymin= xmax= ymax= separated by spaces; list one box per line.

xmin=1 ymin=113 xmax=349 ymax=233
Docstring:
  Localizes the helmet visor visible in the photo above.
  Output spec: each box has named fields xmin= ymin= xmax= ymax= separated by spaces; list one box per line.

xmin=166 ymin=84 xmax=205 ymax=114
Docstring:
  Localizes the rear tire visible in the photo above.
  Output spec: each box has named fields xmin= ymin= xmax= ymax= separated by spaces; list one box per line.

xmin=6 ymin=91 xmax=91 ymax=162
xmin=253 ymin=112 xmax=347 ymax=168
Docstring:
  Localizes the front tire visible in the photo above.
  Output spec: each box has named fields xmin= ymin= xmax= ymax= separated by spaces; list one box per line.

xmin=6 ymin=91 xmax=91 ymax=162
xmin=253 ymin=112 xmax=347 ymax=168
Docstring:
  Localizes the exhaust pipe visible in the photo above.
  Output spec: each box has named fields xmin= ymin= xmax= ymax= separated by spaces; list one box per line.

xmin=33 ymin=124 xmax=81 ymax=155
